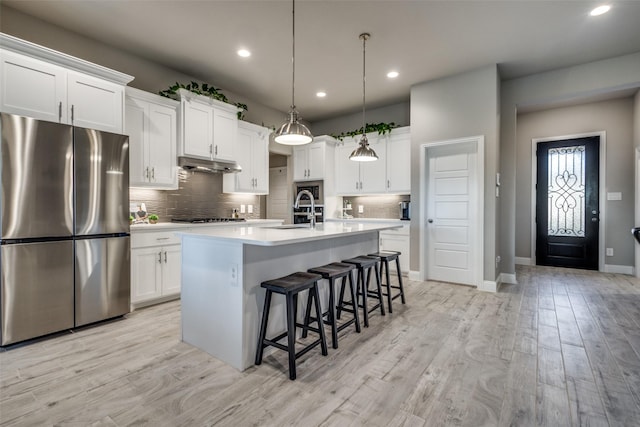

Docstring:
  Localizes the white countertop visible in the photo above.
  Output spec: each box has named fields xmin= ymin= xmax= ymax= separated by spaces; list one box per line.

xmin=179 ymin=221 xmax=401 ymax=246
xmin=130 ymin=219 xmax=282 ymax=232
xmin=326 ymin=218 xmax=408 ymax=224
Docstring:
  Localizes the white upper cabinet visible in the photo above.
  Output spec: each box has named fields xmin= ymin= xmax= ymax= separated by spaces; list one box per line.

xmin=177 ymin=88 xmax=238 ymax=161
xmin=223 ymin=121 xmax=269 ymax=194
xmin=334 ymin=127 xmax=411 ymax=195
xmin=125 ymin=87 xmax=178 ymax=189
xmin=0 ymin=33 xmax=133 ymax=133
xmin=293 ymin=140 xmax=326 ymax=181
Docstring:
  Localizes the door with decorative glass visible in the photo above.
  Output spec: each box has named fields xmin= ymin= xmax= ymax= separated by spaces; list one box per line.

xmin=536 ymin=136 xmax=599 ymax=270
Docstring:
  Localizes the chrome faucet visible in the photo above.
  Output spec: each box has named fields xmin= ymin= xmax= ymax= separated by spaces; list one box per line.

xmin=294 ymin=189 xmax=316 ymax=228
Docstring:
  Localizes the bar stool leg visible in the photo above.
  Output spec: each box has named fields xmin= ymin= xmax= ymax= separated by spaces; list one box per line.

xmin=327 ymin=277 xmax=338 ymax=349
xmin=396 ymin=257 xmax=406 ymax=304
xmin=359 ymin=267 xmax=369 ymax=327
xmin=311 ymin=284 xmax=328 ymax=356
xmin=285 ymin=292 xmax=297 ymax=380
xmin=347 ymin=270 xmax=361 ymax=333
xmin=369 ymin=263 xmax=385 ymax=316
xmin=336 ymin=279 xmax=347 ymax=319
xmin=255 ymin=290 xmax=272 ymax=365
xmin=383 ymin=259 xmax=393 ymax=313
xmin=301 ymin=289 xmax=314 ymax=338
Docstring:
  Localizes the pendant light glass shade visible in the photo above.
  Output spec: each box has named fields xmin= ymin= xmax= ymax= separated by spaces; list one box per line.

xmin=274 ymin=0 xmax=313 ymax=145
xmin=350 ymin=32 xmax=378 ymax=162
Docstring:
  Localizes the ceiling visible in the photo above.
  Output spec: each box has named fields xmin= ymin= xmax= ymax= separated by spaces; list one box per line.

xmin=4 ymin=1 xmax=640 ymax=122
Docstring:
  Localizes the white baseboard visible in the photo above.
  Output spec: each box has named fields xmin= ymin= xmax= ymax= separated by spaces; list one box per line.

xmin=515 ymin=257 xmax=531 ymax=266
xmin=500 ymin=273 xmax=518 ymax=285
xmin=408 ymin=271 xmax=421 ymax=281
xmin=603 ymin=264 xmax=635 ymax=275
xmin=478 ymin=280 xmax=498 ymax=293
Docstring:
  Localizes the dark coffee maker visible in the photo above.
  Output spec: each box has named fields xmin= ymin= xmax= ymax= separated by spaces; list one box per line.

xmin=399 ymin=201 xmax=410 ymax=220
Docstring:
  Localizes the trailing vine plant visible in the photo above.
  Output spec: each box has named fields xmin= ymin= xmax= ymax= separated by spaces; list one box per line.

xmin=159 ymin=81 xmax=248 ymax=120
xmin=331 ymin=122 xmax=398 ymax=141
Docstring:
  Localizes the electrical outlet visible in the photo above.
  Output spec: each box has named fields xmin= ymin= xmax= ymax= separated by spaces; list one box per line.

xmin=240 ymin=205 xmax=246 ymax=213
xmin=248 ymin=204 xmax=253 ymax=214
xmin=230 ymin=264 xmax=238 ymax=286
xmin=496 ymin=255 xmax=501 ymax=268
xmin=358 ymin=205 xmax=364 ymax=214
xmin=606 ymin=248 xmax=614 ymax=257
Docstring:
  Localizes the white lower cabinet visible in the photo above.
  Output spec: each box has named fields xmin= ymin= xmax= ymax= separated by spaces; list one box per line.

xmin=379 ymin=224 xmax=410 ymax=275
xmin=131 ymin=231 xmax=183 ymax=306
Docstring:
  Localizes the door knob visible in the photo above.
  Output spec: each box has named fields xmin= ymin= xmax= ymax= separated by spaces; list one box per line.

xmin=428 ymin=219 xmax=433 ymax=223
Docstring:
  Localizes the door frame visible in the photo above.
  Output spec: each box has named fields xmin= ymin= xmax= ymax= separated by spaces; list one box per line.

xmin=635 ymin=147 xmax=640 ymax=277
xmin=530 ymin=131 xmax=606 ymax=271
xmin=419 ymin=135 xmax=484 ymax=286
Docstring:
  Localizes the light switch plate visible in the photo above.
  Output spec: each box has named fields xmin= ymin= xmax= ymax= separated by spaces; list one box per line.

xmin=606 ymin=248 xmax=614 ymax=256
xmin=240 ymin=205 xmax=246 ymax=213
xmin=248 ymin=204 xmax=253 ymax=214
xmin=607 ymin=192 xmax=622 ymax=201
xmin=358 ymin=205 xmax=364 ymax=214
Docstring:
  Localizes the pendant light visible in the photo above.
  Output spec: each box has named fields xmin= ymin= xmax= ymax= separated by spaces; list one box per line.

xmin=274 ymin=0 xmax=313 ymax=145
xmin=350 ymin=32 xmax=378 ymax=162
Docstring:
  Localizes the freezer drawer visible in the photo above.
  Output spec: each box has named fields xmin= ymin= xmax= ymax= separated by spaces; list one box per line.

xmin=74 ymin=127 xmax=129 ymax=236
xmin=75 ymin=236 xmax=130 ymax=327
xmin=1 ymin=240 xmax=74 ymax=345
xmin=1 ymin=113 xmax=74 ymax=240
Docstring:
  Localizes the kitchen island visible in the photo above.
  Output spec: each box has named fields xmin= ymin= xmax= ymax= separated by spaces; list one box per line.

xmin=179 ymin=221 xmax=400 ymax=370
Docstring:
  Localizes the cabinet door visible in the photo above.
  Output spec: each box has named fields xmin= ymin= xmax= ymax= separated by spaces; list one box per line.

xmin=161 ymin=245 xmax=182 ymax=296
xmin=212 ymin=107 xmax=236 ymax=160
xmin=131 ymin=247 xmax=162 ymax=303
xmin=125 ymin=97 xmax=149 ymax=186
xmin=0 ymin=50 xmax=66 ymax=123
xmin=67 ymin=71 xmax=124 ymax=133
xmin=307 ymin=143 xmax=325 ymax=180
xmin=292 ymin=146 xmax=308 ymax=181
xmin=182 ymin=100 xmax=213 ymax=159
xmin=335 ymin=142 xmax=361 ymax=195
xmin=148 ymin=103 xmax=177 ymax=187
xmin=252 ymin=132 xmax=269 ymax=193
xmin=233 ymin=126 xmax=254 ymax=191
xmin=379 ymin=233 xmax=410 ymax=274
xmin=360 ymin=135 xmax=387 ymax=193
xmin=387 ymin=132 xmax=411 ymax=193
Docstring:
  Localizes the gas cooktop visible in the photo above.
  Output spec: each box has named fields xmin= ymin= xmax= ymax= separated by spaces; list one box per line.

xmin=171 ymin=217 xmax=246 ymax=224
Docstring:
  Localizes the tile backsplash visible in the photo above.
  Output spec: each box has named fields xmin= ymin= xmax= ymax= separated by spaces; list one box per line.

xmin=130 ymin=170 xmax=264 ymax=222
xmin=340 ymin=194 xmax=410 ymax=220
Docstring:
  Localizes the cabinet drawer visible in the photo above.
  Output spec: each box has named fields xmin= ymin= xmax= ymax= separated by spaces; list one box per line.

xmin=131 ymin=231 xmax=182 ymax=248
xmin=380 ymin=225 xmax=410 ymax=237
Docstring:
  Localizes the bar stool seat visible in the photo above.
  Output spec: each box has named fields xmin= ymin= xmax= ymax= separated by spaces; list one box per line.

xmin=341 ymin=256 xmax=385 ymax=327
xmin=255 ymin=272 xmax=328 ymax=380
xmin=302 ymin=262 xmax=361 ymax=349
xmin=368 ymin=251 xmax=406 ymax=313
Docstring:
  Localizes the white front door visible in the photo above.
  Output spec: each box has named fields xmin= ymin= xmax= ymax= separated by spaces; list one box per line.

xmin=425 ymin=141 xmax=479 ymax=285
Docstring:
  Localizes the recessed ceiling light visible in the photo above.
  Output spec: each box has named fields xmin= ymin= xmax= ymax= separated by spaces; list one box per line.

xmin=590 ymin=5 xmax=610 ymax=16
xmin=316 ymin=91 xmax=327 ymax=98
xmin=237 ymin=49 xmax=251 ymax=58
xmin=387 ymin=71 xmax=399 ymax=79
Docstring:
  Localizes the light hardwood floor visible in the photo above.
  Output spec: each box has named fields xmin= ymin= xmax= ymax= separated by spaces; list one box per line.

xmin=1 ymin=266 xmax=639 ymax=426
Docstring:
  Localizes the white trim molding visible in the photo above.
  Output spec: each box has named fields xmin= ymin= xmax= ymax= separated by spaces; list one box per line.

xmin=603 ymin=264 xmax=635 ymax=275
xmin=408 ymin=271 xmax=421 ymax=281
xmin=479 ymin=280 xmax=498 ymax=293
xmin=515 ymin=257 xmax=532 ymax=266
xmin=500 ymin=273 xmax=518 ymax=285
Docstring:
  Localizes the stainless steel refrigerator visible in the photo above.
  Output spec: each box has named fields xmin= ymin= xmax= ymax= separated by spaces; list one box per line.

xmin=0 ymin=113 xmax=130 ymax=346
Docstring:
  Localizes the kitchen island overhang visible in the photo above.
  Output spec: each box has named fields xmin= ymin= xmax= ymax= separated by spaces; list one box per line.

xmin=179 ymin=222 xmax=401 ymax=370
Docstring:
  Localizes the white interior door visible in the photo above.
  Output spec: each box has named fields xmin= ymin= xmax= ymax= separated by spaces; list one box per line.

xmin=426 ymin=142 xmax=478 ymax=285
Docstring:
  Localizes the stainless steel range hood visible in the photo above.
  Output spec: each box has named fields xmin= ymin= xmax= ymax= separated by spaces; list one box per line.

xmin=178 ymin=156 xmax=242 ymax=174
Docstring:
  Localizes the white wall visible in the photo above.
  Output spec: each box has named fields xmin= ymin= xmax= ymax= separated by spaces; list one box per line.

xmin=410 ymin=65 xmax=500 ymax=281
xmin=500 ymin=52 xmax=640 ymax=276
xmin=311 ymin=102 xmax=410 ymax=136
xmin=515 ymin=98 xmax=636 ymax=267
xmin=635 ymin=91 xmax=640 ymax=276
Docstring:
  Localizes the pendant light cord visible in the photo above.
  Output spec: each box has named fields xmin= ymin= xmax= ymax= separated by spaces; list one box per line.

xmin=360 ymin=33 xmax=370 ymax=137
xmin=291 ymin=0 xmax=296 ymax=109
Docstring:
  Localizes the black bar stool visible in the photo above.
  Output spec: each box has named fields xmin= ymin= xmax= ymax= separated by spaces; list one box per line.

xmin=340 ymin=256 xmax=385 ymax=327
xmin=368 ymin=251 xmax=406 ymax=313
xmin=302 ymin=262 xmax=361 ymax=349
xmin=255 ymin=272 xmax=328 ymax=380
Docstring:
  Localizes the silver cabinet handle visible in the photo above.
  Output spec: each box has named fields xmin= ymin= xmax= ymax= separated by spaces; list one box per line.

xmin=215 ymin=145 xmax=218 ymax=156
xmin=158 ymin=251 xmax=162 ymax=264
xmin=209 ymin=144 xmax=213 ymax=159
xmin=156 ymin=237 xmax=170 ymax=241
xmin=151 ymin=167 xmax=155 ymax=180
xmin=164 ymin=251 xmax=167 ymax=263
xmin=145 ymin=167 xmax=150 ymax=180
xmin=387 ymin=179 xmax=390 ymax=188
xmin=71 ymin=105 xmax=75 ymax=123
xmin=58 ymin=102 xmax=62 ymax=122
xmin=355 ymin=181 xmax=358 ymax=189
